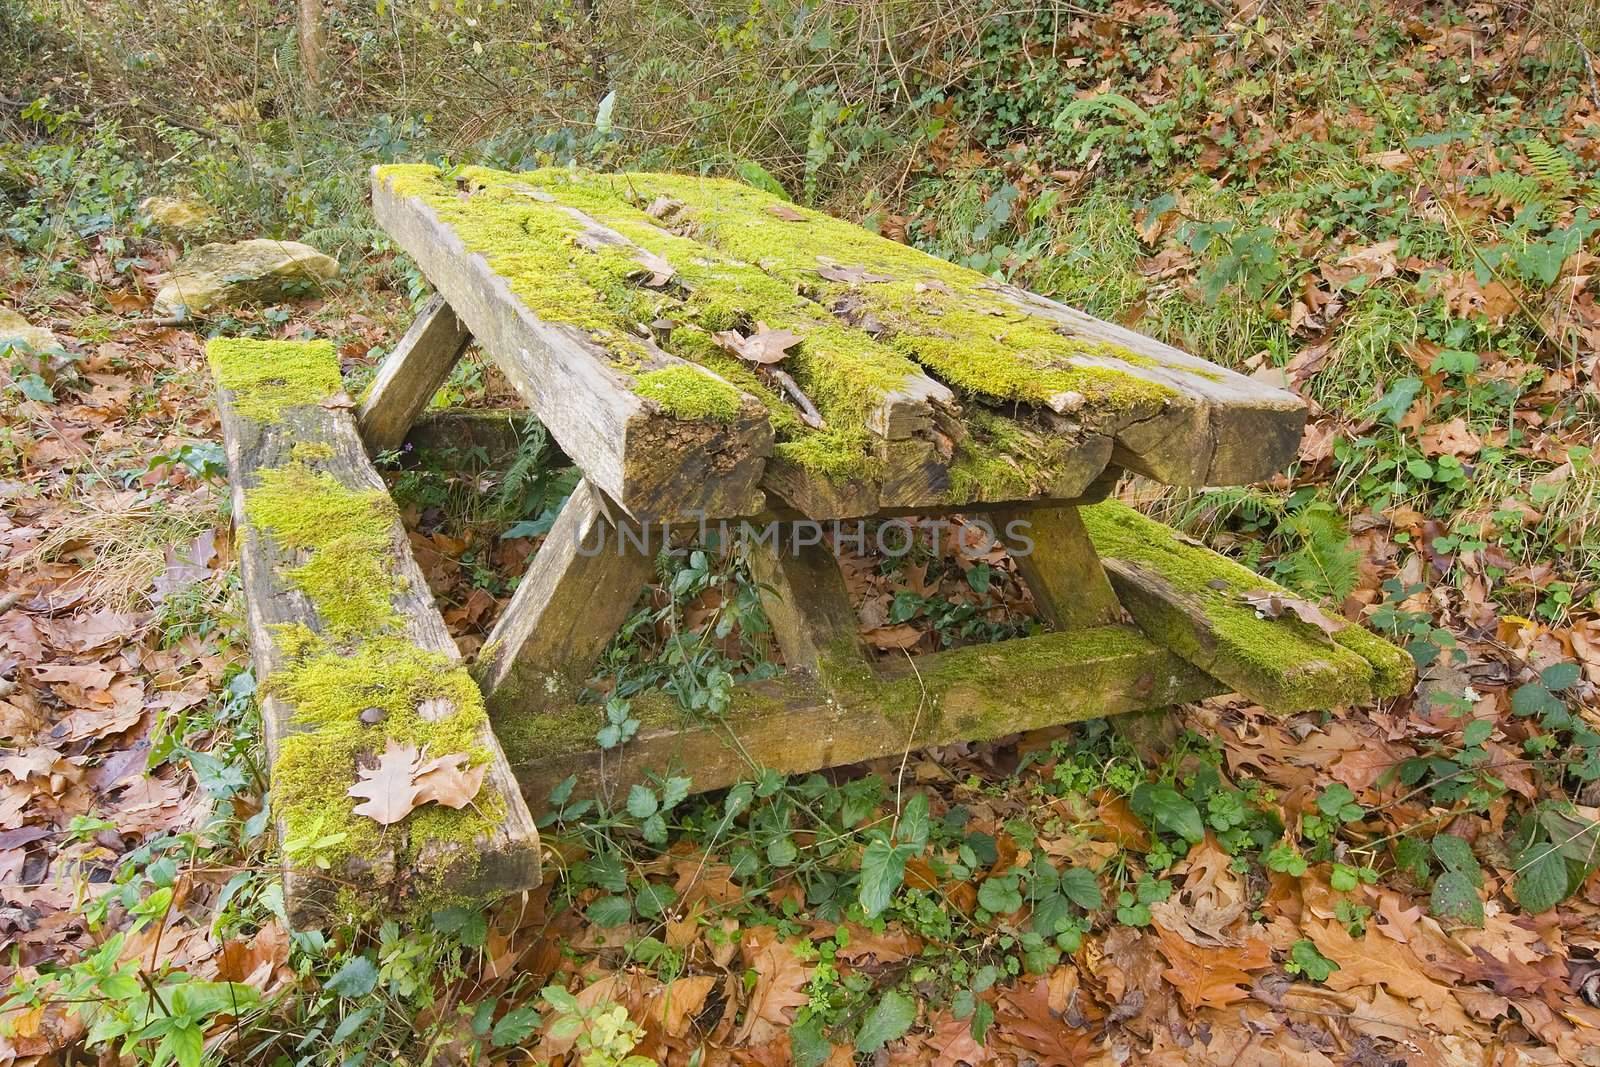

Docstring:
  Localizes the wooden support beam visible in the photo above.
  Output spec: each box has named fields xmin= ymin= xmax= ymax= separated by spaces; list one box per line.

xmin=208 ymin=338 xmax=539 ymax=927
xmin=742 ymin=522 xmax=868 ymax=675
xmin=996 ymin=504 xmax=1124 ymax=630
xmin=506 ymin=626 xmax=1221 ymax=799
xmin=475 ymin=480 xmax=657 ymax=721
xmin=372 ymin=168 xmax=772 ymax=522
xmin=357 ymin=294 xmax=471 ymax=453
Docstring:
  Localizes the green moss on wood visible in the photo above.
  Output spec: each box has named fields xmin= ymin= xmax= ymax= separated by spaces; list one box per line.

xmin=815 ymin=625 xmax=1191 ymax=738
xmin=245 ymin=463 xmax=403 ymax=638
xmin=449 ymin=165 xmax=933 ymax=484
xmin=1081 ymin=500 xmax=1408 ymax=710
xmin=207 ymin=338 xmax=343 ymax=422
xmin=1331 ymin=623 xmax=1416 ymax=698
xmin=376 ymin=165 xmax=749 ymax=426
xmin=947 ymin=408 xmax=1092 ymax=502
xmin=559 ymin=170 xmax=1177 ymax=418
xmin=269 ymin=633 xmax=501 ymax=903
xmin=634 ymin=365 xmax=743 ymax=422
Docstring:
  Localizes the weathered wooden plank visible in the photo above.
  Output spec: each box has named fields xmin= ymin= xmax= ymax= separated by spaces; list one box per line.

xmin=505 ymin=626 xmax=1221 ymax=798
xmin=571 ymin=170 xmax=1303 ymax=488
xmin=996 ymin=504 xmax=1124 ymax=630
xmin=995 ymin=287 xmax=1307 ymax=485
xmin=475 ymin=479 xmax=657 ymax=721
xmin=356 ymin=294 xmax=472 ymax=454
xmin=451 ymin=167 xmax=1140 ymax=518
xmin=1083 ymin=500 xmax=1415 ymax=711
xmin=371 ymin=167 xmax=772 ymax=522
xmin=207 ymin=338 xmax=540 ymax=927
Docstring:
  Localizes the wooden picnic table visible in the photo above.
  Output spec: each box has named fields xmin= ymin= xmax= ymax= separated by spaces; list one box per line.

xmin=362 ymin=163 xmax=1409 ymax=797
xmin=206 ymin=165 xmax=1413 ymax=923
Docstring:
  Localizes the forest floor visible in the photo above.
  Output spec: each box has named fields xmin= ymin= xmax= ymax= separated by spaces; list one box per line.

xmin=3 ymin=0 xmax=1600 ymax=1064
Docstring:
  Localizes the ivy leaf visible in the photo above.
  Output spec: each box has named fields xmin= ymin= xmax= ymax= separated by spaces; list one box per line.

xmin=854 ymin=989 xmax=916 ymax=1053
xmin=1372 ymin=377 xmax=1423 ymax=424
xmin=894 ymin=791 xmax=930 ymax=852
xmin=858 ymin=837 xmax=912 ymax=919
xmin=326 ymin=955 xmax=379 ymax=998
xmin=1130 ymin=783 xmax=1205 ymax=844
xmin=1059 ymin=867 xmax=1103 ymax=911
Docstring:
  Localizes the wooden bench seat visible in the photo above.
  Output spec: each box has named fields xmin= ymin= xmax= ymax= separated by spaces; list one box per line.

xmin=1082 ymin=501 xmax=1415 ymax=710
xmin=208 ymin=338 xmax=540 ymax=926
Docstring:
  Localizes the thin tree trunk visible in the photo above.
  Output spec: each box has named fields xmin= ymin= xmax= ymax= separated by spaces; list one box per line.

xmin=298 ymin=0 xmax=325 ymax=104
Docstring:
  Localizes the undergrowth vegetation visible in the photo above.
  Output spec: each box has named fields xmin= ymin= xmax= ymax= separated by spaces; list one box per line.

xmin=3 ymin=0 xmax=1600 ymax=1063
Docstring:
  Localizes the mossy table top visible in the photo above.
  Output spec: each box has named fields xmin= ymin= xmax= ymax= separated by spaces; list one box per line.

xmin=370 ymin=164 xmax=1307 ymax=521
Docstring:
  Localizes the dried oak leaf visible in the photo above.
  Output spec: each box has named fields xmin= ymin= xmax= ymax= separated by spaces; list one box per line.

xmin=1239 ymin=590 xmax=1344 ymax=636
xmin=733 ymin=927 xmax=812 ymax=1045
xmin=413 ymin=751 xmax=487 ymax=809
xmin=1152 ymin=924 xmax=1272 ymax=1010
xmin=816 ymin=262 xmax=894 ymax=284
xmin=348 ymin=738 xmax=422 ymax=825
xmin=712 ymin=322 xmax=802 ymax=365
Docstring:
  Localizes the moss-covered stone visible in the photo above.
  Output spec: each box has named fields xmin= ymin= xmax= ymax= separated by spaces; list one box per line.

xmin=207 ymin=338 xmax=342 ymax=422
xmin=1081 ymin=500 xmax=1409 ymax=710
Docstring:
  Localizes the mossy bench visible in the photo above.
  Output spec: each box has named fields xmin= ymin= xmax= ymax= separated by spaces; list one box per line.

xmin=208 ymin=338 xmax=539 ymax=927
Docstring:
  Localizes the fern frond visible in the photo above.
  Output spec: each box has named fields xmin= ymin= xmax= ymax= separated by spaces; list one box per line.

xmin=1281 ymin=502 xmax=1361 ymax=602
xmin=1467 ymin=171 xmax=1544 ymax=209
xmin=1523 ymin=139 xmax=1575 ymax=195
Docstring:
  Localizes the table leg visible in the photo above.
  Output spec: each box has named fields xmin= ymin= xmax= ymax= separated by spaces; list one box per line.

xmin=475 ymin=479 xmax=657 ymax=722
xmin=743 ymin=526 xmax=869 ymax=678
xmin=357 ymin=294 xmax=472 ymax=453
xmin=996 ymin=503 xmax=1124 ymax=630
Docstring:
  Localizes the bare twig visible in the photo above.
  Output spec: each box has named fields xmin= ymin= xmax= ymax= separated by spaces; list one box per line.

xmin=766 ymin=368 xmax=826 ymax=430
